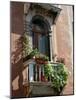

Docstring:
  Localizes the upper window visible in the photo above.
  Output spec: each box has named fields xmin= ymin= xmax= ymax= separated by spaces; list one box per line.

xmin=31 ymin=15 xmax=50 ymax=58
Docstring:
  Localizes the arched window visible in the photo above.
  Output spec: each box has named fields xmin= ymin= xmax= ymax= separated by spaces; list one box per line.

xmin=28 ymin=15 xmax=52 ymax=82
xmin=31 ymin=15 xmax=50 ymax=58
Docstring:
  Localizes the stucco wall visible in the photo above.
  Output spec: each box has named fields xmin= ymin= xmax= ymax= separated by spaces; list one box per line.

xmin=55 ymin=5 xmax=73 ymax=95
xmin=10 ymin=2 xmax=25 ymax=98
xmin=10 ymin=2 xmax=74 ymax=97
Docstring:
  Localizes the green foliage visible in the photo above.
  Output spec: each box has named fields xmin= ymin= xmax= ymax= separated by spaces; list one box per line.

xmin=23 ymin=33 xmax=49 ymax=60
xmin=29 ymin=49 xmax=49 ymax=61
xmin=29 ymin=48 xmax=39 ymax=57
xmin=44 ymin=63 xmax=68 ymax=92
xmin=23 ymin=34 xmax=32 ymax=57
xmin=42 ymin=55 xmax=49 ymax=61
xmin=44 ymin=63 xmax=53 ymax=78
xmin=35 ymin=53 xmax=49 ymax=61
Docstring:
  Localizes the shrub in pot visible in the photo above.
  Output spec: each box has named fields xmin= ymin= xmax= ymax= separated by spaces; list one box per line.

xmin=35 ymin=53 xmax=49 ymax=64
xmin=23 ymin=33 xmax=32 ymax=59
xmin=44 ymin=63 xmax=53 ymax=78
xmin=29 ymin=48 xmax=39 ymax=58
xmin=44 ymin=63 xmax=68 ymax=94
xmin=23 ymin=48 xmax=39 ymax=61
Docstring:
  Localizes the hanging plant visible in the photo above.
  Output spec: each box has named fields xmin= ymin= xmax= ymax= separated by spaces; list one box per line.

xmin=44 ymin=63 xmax=53 ymax=78
xmin=44 ymin=63 xmax=68 ymax=94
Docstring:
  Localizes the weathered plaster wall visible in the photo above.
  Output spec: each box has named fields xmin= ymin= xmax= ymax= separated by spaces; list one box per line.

xmin=55 ymin=5 xmax=73 ymax=95
xmin=10 ymin=2 xmax=25 ymax=98
xmin=11 ymin=2 xmax=74 ymax=97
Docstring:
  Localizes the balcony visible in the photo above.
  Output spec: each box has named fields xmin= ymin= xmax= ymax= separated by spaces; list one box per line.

xmin=23 ymin=35 xmax=68 ymax=97
xmin=23 ymin=57 xmax=68 ymax=97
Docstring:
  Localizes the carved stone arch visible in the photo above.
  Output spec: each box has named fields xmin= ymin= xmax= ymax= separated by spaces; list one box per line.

xmin=30 ymin=15 xmax=50 ymax=34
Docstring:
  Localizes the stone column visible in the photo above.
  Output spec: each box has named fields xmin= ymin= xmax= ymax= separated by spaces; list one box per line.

xmin=48 ymin=31 xmax=52 ymax=61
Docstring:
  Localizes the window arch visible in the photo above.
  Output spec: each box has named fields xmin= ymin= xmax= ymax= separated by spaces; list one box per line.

xmin=31 ymin=15 xmax=50 ymax=34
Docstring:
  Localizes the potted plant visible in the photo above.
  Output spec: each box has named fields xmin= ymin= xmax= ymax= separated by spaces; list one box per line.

xmin=52 ymin=63 xmax=68 ymax=94
xmin=35 ymin=54 xmax=49 ymax=64
xmin=23 ymin=33 xmax=32 ymax=61
xmin=44 ymin=63 xmax=68 ymax=95
xmin=44 ymin=63 xmax=53 ymax=78
xmin=23 ymin=33 xmax=39 ymax=61
xmin=56 ymin=57 xmax=65 ymax=64
xmin=29 ymin=48 xmax=39 ymax=59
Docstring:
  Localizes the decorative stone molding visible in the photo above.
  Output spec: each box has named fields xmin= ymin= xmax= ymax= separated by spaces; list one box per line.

xmin=30 ymin=3 xmax=61 ymax=24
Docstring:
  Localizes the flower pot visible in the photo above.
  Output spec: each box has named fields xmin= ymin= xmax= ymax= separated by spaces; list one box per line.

xmin=35 ymin=58 xmax=48 ymax=64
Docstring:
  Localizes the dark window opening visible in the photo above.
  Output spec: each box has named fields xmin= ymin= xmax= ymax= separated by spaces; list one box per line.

xmin=31 ymin=15 xmax=50 ymax=58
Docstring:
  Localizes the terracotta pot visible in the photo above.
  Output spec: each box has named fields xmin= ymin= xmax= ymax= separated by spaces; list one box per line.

xmin=35 ymin=58 xmax=48 ymax=64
